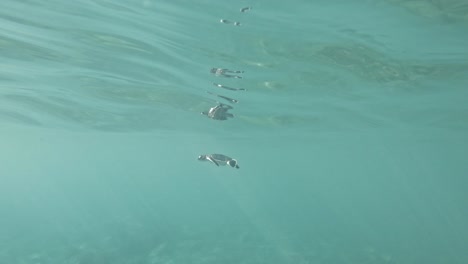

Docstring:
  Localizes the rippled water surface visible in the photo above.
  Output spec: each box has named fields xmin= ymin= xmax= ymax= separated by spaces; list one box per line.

xmin=1 ymin=0 xmax=468 ymax=263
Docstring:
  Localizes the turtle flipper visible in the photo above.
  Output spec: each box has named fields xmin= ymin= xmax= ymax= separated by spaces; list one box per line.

xmin=207 ymin=156 xmax=219 ymax=166
xmin=218 ymin=103 xmax=233 ymax=110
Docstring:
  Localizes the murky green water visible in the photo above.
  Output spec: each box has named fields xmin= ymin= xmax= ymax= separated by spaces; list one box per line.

xmin=1 ymin=0 xmax=468 ymax=263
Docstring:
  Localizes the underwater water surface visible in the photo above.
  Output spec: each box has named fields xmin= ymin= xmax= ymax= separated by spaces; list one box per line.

xmin=1 ymin=0 xmax=468 ymax=263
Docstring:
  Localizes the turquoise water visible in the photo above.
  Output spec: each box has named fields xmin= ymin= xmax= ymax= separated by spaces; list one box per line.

xmin=1 ymin=0 xmax=468 ymax=263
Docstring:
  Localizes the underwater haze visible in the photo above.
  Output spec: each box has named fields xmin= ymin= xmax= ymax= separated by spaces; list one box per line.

xmin=1 ymin=0 xmax=468 ymax=263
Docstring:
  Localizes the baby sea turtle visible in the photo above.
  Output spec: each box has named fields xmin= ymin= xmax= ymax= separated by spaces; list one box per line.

xmin=201 ymin=103 xmax=234 ymax=120
xmin=213 ymin=82 xmax=246 ymax=91
xmin=210 ymin=68 xmax=244 ymax=78
xmin=206 ymin=91 xmax=238 ymax=104
xmin=198 ymin=154 xmax=240 ymax=169
xmin=240 ymin=7 xmax=252 ymax=13
xmin=219 ymin=19 xmax=241 ymax=26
